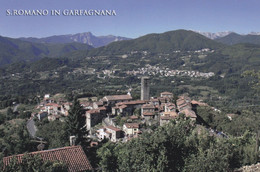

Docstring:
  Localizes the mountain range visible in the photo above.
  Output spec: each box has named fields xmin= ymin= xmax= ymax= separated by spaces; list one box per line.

xmin=85 ymin=29 xmax=224 ymax=56
xmin=195 ymin=31 xmax=233 ymax=39
xmin=215 ymin=32 xmax=260 ymax=45
xmin=0 ymin=36 xmax=93 ymax=66
xmin=196 ymin=31 xmax=260 ymax=40
xmin=19 ymin=32 xmax=131 ymax=48
xmin=1 ymin=29 xmax=260 ymax=66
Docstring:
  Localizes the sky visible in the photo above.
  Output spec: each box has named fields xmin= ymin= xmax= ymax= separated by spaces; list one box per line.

xmin=0 ymin=0 xmax=260 ymax=38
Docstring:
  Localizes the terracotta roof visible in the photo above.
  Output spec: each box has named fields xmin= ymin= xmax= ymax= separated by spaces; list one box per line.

xmin=98 ymin=106 xmax=107 ymax=111
xmin=163 ymin=111 xmax=178 ymax=117
xmin=104 ymin=95 xmax=132 ymax=101
xmin=178 ymin=103 xmax=191 ymax=110
xmin=166 ymin=103 xmax=176 ymax=107
xmin=46 ymin=103 xmax=60 ymax=107
xmin=191 ymin=100 xmax=208 ymax=106
xmin=3 ymin=146 xmax=93 ymax=172
xmin=176 ymin=99 xmax=186 ymax=106
xmin=119 ymin=105 xmax=127 ymax=109
xmin=180 ymin=109 xmax=197 ymax=118
xmin=80 ymin=102 xmax=93 ymax=107
xmin=124 ymin=123 xmax=139 ymax=128
xmin=116 ymin=100 xmax=146 ymax=106
xmin=142 ymin=104 xmax=155 ymax=109
xmin=161 ymin=116 xmax=177 ymax=120
xmin=106 ymin=126 xmax=122 ymax=132
xmin=160 ymin=92 xmax=173 ymax=95
xmin=143 ymin=112 xmax=154 ymax=116
xmin=86 ymin=109 xmax=100 ymax=114
xmin=129 ymin=115 xmax=138 ymax=120
xmin=94 ymin=101 xmax=104 ymax=106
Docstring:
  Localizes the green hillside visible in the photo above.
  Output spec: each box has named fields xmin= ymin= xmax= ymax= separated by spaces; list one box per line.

xmin=0 ymin=36 xmax=93 ymax=66
xmin=216 ymin=33 xmax=260 ymax=45
xmin=86 ymin=30 xmax=224 ymax=56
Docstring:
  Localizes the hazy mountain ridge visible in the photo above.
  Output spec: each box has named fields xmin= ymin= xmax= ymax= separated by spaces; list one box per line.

xmin=215 ymin=33 xmax=260 ymax=45
xmin=195 ymin=31 xmax=233 ymax=39
xmin=196 ymin=31 xmax=260 ymax=45
xmin=19 ymin=32 xmax=131 ymax=48
xmin=85 ymin=29 xmax=224 ymax=56
xmin=0 ymin=36 xmax=93 ymax=66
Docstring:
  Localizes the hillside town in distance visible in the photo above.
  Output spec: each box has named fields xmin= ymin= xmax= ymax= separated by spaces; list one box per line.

xmin=29 ymin=77 xmax=223 ymax=144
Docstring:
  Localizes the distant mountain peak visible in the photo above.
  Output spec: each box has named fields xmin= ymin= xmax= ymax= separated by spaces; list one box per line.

xmin=195 ymin=31 xmax=260 ymax=40
xmin=194 ymin=31 xmax=234 ymax=39
xmin=19 ymin=32 xmax=131 ymax=48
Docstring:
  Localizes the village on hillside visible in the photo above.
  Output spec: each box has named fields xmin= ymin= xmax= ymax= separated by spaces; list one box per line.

xmin=28 ymin=77 xmax=222 ymax=144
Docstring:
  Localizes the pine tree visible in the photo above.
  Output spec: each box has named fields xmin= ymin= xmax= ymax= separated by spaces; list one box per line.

xmin=64 ymin=99 xmax=86 ymax=145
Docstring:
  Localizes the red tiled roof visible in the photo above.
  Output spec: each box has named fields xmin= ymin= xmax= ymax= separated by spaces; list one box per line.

xmin=106 ymin=125 xmax=122 ymax=132
xmin=116 ymin=100 xmax=146 ymax=106
xmin=163 ymin=111 xmax=178 ymax=117
xmin=176 ymin=99 xmax=186 ymax=106
xmin=191 ymin=100 xmax=208 ymax=106
xmin=142 ymin=104 xmax=155 ymax=109
xmin=86 ymin=109 xmax=100 ymax=114
xmin=160 ymin=116 xmax=177 ymax=120
xmin=143 ymin=112 xmax=154 ymax=116
xmin=180 ymin=109 xmax=197 ymax=118
xmin=104 ymin=95 xmax=132 ymax=101
xmin=119 ymin=105 xmax=127 ymax=109
xmin=129 ymin=115 xmax=138 ymax=120
xmin=124 ymin=123 xmax=139 ymax=128
xmin=98 ymin=106 xmax=107 ymax=111
xmin=80 ymin=102 xmax=93 ymax=107
xmin=46 ymin=103 xmax=60 ymax=107
xmin=3 ymin=146 xmax=93 ymax=172
xmin=160 ymin=92 xmax=173 ymax=95
xmin=94 ymin=101 xmax=104 ymax=106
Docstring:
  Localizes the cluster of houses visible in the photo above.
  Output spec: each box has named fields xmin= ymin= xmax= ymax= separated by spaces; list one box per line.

xmin=126 ymin=64 xmax=215 ymax=78
xmin=32 ymin=74 xmax=202 ymax=143
xmin=84 ymin=91 xmax=198 ymax=142
xmin=33 ymin=94 xmax=72 ymax=121
xmin=33 ymin=91 xmax=198 ymax=143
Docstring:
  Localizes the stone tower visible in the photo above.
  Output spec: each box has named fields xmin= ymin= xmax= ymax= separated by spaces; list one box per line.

xmin=141 ymin=77 xmax=150 ymax=100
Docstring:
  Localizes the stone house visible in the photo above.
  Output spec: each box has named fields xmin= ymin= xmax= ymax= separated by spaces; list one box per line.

xmin=86 ymin=109 xmax=106 ymax=130
xmin=160 ymin=92 xmax=173 ymax=98
xmin=160 ymin=111 xmax=178 ymax=126
xmin=141 ymin=103 xmax=155 ymax=120
xmin=123 ymin=123 xmax=140 ymax=137
xmin=96 ymin=126 xmax=122 ymax=142
xmin=102 ymin=94 xmax=132 ymax=107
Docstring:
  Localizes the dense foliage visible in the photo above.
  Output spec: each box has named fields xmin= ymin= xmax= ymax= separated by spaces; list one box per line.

xmin=64 ymin=99 xmax=86 ymax=145
xmin=35 ymin=120 xmax=68 ymax=149
xmin=97 ymin=118 xmax=258 ymax=172
xmin=0 ymin=119 xmax=36 ymax=157
xmin=216 ymin=33 xmax=260 ymax=45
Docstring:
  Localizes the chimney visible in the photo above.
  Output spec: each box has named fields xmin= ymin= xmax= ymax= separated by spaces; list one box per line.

xmin=70 ymin=136 xmax=76 ymax=146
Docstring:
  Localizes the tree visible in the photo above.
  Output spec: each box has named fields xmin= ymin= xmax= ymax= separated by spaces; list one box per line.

xmin=36 ymin=120 xmax=67 ymax=149
xmin=97 ymin=142 xmax=118 ymax=172
xmin=1 ymin=119 xmax=35 ymax=156
xmin=64 ymin=99 xmax=86 ymax=145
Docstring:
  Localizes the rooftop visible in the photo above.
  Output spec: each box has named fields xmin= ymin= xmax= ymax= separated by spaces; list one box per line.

xmin=106 ymin=125 xmax=122 ymax=132
xmin=124 ymin=123 xmax=139 ymax=128
xmin=160 ymin=92 xmax=173 ymax=95
xmin=3 ymin=146 xmax=93 ymax=172
xmin=103 ymin=95 xmax=132 ymax=101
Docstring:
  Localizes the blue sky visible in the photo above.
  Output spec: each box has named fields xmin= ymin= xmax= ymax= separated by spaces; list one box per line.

xmin=0 ymin=0 xmax=259 ymax=38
